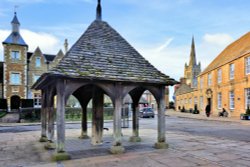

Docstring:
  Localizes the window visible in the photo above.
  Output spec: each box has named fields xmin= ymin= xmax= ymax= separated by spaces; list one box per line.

xmin=189 ymin=98 xmax=192 ymax=104
xmin=208 ymin=73 xmax=212 ymax=86
xmin=34 ymin=93 xmax=41 ymax=107
xmin=229 ymin=64 xmax=234 ymax=80
xmin=11 ymin=51 xmax=20 ymax=62
xmin=194 ymin=97 xmax=198 ymax=105
xmin=33 ymin=75 xmax=40 ymax=83
xmin=217 ymin=69 xmax=222 ymax=84
xmin=218 ymin=92 xmax=222 ymax=109
xmin=10 ymin=73 xmax=21 ymax=85
xmin=35 ymin=57 xmax=41 ymax=67
xmin=246 ymin=57 xmax=250 ymax=75
xmin=200 ymin=77 xmax=203 ymax=89
xmin=200 ymin=96 xmax=203 ymax=110
xmin=229 ymin=91 xmax=234 ymax=109
xmin=245 ymin=88 xmax=250 ymax=109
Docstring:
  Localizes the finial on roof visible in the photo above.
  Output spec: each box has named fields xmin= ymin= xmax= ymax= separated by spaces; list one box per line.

xmin=11 ymin=9 xmax=20 ymax=33
xmin=96 ymin=0 xmax=102 ymax=21
xmin=14 ymin=5 xmax=18 ymax=14
xmin=64 ymin=39 xmax=68 ymax=53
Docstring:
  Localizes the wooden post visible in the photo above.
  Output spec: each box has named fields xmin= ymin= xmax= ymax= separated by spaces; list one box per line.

xmin=91 ymin=87 xmax=104 ymax=145
xmin=129 ymin=102 xmax=141 ymax=142
xmin=79 ymin=105 xmax=89 ymax=139
xmin=52 ymin=79 xmax=70 ymax=161
xmin=110 ymin=84 xmax=125 ymax=154
xmin=155 ymin=86 xmax=168 ymax=149
xmin=45 ymin=89 xmax=55 ymax=150
xmin=56 ymin=80 xmax=66 ymax=152
xmin=40 ymin=90 xmax=47 ymax=142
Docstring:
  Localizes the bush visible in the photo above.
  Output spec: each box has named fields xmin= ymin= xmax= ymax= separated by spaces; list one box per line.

xmin=181 ymin=106 xmax=186 ymax=112
xmin=20 ymin=108 xmax=41 ymax=121
xmin=246 ymin=105 xmax=250 ymax=115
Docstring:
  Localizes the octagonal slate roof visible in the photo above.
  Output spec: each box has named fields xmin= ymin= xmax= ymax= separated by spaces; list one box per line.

xmin=34 ymin=20 xmax=177 ymax=88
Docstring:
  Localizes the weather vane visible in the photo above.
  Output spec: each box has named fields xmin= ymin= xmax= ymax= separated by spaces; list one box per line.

xmin=14 ymin=5 xmax=19 ymax=14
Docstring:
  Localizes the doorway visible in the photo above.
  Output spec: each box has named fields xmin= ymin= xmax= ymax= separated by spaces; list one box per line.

xmin=10 ymin=95 xmax=21 ymax=110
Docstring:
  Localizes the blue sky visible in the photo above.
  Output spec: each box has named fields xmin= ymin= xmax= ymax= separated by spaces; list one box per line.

xmin=1 ymin=0 xmax=250 ymax=100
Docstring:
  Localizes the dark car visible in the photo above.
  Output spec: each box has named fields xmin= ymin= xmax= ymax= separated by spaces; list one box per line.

xmin=139 ymin=107 xmax=155 ymax=118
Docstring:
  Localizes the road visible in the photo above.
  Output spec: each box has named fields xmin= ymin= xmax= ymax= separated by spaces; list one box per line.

xmin=1 ymin=115 xmax=250 ymax=142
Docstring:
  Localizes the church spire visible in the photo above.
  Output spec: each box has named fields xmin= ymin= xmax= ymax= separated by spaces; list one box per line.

xmin=11 ymin=12 xmax=20 ymax=33
xmin=189 ymin=36 xmax=197 ymax=66
xmin=96 ymin=0 xmax=102 ymax=21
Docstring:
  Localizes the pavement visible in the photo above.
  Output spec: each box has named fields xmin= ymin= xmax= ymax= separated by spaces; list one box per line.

xmin=0 ymin=110 xmax=250 ymax=167
xmin=165 ymin=109 xmax=250 ymax=125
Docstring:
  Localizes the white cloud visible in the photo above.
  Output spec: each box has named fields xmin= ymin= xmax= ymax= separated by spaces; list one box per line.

xmin=134 ymin=33 xmax=234 ymax=100
xmin=0 ymin=29 xmax=62 ymax=61
xmin=155 ymin=38 xmax=173 ymax=52
xmin=198 ymin=33 xmax=234 ymax=70
xmin=203 ymin=33 xmax=233 ymax=47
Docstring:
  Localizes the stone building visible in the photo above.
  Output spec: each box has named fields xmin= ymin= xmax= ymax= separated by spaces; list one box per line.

xmin=176 ymin=32 xmax=250 ymax=117
xmin=175 ymin=38 xmax=201 ymax=111
xmin=1 ymin=12 xmax=65 ymax=109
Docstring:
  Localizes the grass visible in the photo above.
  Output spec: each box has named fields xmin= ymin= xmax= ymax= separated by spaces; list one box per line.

xmin=0 ymin=112 xmax=7 ymax=118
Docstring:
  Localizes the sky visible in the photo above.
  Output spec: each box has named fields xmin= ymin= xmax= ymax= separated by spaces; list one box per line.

xmin=1 ymin=0 xmax=250 ymax=100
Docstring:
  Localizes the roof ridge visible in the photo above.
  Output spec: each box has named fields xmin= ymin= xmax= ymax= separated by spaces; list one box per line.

xmin=201 ymin=31 xmax=250 ymax=75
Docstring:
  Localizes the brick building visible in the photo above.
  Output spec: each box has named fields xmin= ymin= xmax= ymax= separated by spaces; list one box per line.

xmin=0 ymin=12 xmax=65 ymax=109
xmin=176 ymin=32 xmax=250 ymax=117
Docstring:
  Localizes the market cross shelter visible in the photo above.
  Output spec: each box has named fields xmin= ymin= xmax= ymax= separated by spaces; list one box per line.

xmin=32 ymin=0 xmax=177 ymax=160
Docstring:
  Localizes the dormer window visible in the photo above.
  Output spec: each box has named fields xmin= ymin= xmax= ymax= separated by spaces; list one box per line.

xmin=35 ymin=57 xmax=41 ymax=67
xmin=11 ymin=51 xmax=20 ymax=62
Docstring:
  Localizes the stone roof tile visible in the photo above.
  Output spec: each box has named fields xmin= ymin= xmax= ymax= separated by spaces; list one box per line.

xmin=39 ymin=20 xmax=177 ymax=85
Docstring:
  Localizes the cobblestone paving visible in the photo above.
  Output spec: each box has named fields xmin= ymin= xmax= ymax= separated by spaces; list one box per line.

xmin=1 ymin=114 xmax=250 ymax=167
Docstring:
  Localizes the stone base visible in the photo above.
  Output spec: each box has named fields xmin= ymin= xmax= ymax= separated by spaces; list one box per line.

xmin=39 ymin=136 xmax=48 ymax=142
xmin=51 ymin=152 xmax=71 ymax=161
xmin=110 ymin=146 xmax=125 ymax=154
xmin=79 ymin=135 xmax=90 ymax=139
xmin=129 ymin=136 xmax=141 ymax=142
xmin=154 ymin=142 xmax=169 ymax=149
xmin=44 ymin=141 xmax=56 ymax=150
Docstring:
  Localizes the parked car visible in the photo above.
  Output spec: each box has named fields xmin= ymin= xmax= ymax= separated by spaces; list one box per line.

xmin=139 ymin=107 xmax=155 ymax=118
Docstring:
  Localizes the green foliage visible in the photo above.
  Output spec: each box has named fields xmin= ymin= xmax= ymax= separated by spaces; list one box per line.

xmin=0 ymin=112 xmax=7 ymax=118
xmin=246 ymin=105 xmax=250 ymax=115
xmin=65 ymin=107 xmax=114 ymax=121
xmin=20 ymin=108 xmax=41 ymax=121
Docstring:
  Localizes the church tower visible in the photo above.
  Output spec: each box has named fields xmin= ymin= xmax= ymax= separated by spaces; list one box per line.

xmin=2 ymin=12 xmax=28 ymax=109
xmin=184 ymin=37 xmax=201 ymax=88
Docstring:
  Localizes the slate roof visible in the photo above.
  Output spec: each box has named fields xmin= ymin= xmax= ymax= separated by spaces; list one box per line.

xmin=27 ymin=52 xmax=56 ymax=62
xmin=175 ymin=84 xmax=193 ymax=96
xmin=44 ymin=54 xmax=56 ymax=62
xmin=43 ymin=20 xmax=176 ymax=85
xmin=3 ymin=32 xmax=28 ymax=47
xmin=11 ymin=14 xmax=20 ymax=24
xmin=201 ymin=32 xmax=250 ymax=75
